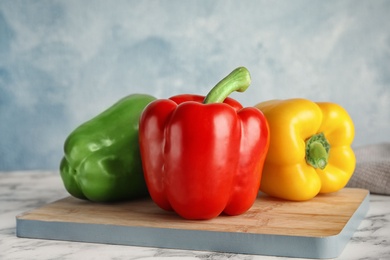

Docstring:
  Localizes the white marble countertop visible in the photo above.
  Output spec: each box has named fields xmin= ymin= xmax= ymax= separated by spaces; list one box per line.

xmin=1 ymin=171 xmax=389 ymax=260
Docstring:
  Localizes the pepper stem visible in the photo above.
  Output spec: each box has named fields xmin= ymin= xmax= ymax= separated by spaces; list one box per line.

xmin=305 ymin=133 xmax=330 ymax=170
xmin=203 ymin=67 xmax=251 ymax=104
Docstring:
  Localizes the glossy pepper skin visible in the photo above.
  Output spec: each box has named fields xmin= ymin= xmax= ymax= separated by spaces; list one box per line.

xmin=60 ymin=94 xmax=156 ymax=202
xmin=139 ymin=67 xmax=270 ymax=220
xmin=255 ymin=98 xmax=355 ymax=201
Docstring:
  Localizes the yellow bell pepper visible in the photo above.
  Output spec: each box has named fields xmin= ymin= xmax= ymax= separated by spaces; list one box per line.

xmin=255 ymin=98 xmax=355 ymax=201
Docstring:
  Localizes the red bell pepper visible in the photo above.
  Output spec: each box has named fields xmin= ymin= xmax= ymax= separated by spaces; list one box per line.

xmin=139 ymin=67 xmax=269 ymax=220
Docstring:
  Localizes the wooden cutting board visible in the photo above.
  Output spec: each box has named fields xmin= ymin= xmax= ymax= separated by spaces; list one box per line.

xmin=16 ymin=188 xmax=369 ymax=259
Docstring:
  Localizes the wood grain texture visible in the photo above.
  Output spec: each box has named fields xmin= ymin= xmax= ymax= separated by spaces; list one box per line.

xmin=17 ymin=188 xmax=369 ymax=237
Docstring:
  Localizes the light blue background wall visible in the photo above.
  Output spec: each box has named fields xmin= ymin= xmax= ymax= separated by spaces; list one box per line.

xmin=1 ymin=0 xmax=389 ymax=171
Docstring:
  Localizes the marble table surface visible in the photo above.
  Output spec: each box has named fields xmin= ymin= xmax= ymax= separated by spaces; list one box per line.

xmin=1 ymin=171 xmax=389 ymax=260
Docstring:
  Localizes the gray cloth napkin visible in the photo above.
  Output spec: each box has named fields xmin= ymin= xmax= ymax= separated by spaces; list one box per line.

xmin=347 ymin=143 xmax=390 ymax=195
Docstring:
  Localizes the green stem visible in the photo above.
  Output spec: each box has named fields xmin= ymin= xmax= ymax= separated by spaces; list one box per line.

xmin=305 ymin=133 xmax=330 ymax=170
xmin=203 ymin=67 xmax=251 ymax=104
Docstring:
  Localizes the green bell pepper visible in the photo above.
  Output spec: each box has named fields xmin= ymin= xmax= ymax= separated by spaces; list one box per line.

xmin=60 ymin=94 xmax=156 ymax=202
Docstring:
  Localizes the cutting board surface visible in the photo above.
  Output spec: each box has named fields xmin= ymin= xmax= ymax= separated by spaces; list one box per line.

xmin=16 ymin=188 xmax=369 ymax=259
